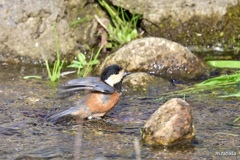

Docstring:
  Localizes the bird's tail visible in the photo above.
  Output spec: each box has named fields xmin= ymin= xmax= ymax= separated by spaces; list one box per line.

xmin=45 ymin=107 xmax=76 ymax=123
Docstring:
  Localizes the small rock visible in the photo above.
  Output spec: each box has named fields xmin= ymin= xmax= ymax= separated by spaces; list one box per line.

xmin=123 ymin=72 xmax=163 ymax=91
xmin=142 ymin=98 xmax=195 ymax=146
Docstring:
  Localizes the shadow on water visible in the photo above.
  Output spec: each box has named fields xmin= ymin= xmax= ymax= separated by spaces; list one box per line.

xmin=0 ymin=63 xmax=239 ymax=159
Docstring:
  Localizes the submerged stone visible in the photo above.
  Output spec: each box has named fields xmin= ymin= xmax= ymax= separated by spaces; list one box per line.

xmin=142 ymin=98 xmax=195 ymax=146
xmin=122 ymin=72 xmax=166 ymax=92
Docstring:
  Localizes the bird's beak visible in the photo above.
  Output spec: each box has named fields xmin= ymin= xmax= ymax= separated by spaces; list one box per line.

xmin=123 ymin=71 xmax=132 ymax=77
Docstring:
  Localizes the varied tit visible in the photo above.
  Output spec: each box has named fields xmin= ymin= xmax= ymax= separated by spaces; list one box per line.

xmin=47 ymin=64 xmax=130 ymax=123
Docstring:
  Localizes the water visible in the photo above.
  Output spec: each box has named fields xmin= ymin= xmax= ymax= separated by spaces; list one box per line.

xmin=0 ymin=63 xmax=239 ymax=159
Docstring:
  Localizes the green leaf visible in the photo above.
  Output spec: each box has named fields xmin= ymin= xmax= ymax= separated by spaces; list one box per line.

xmin=106 ymin=42 xmax=113 ymax=48
xmin=196 ymin=73 xmax=240 ymax=86
xmin=78 ymin=53 xmax=85 ymax=61
xmin=23 ymin=75 xmax=42 ymax=79
xmin=71 ymin=60 xmax=82 ymax=65
xmin=88 ymin=60 xmax=100 ymax=65
xmin=126 ymin=34 xmax=131 ymax=42
xmin=131 ymin=29 xmax=138 ymax=38
xmin=207 ymin=61 xmax=240 ymax=68
xmin=68 ymin=64 xmax=79 ymax=68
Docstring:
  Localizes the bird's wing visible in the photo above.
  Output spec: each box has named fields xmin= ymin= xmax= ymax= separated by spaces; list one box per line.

xmin=58 ymin=77 xmax=115 ymax=96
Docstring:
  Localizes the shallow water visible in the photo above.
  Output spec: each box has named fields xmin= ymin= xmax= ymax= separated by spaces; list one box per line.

xmin=0 ymin=63 xmax=239 ymax=159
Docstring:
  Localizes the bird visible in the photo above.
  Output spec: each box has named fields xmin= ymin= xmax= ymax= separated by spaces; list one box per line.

xmin=46 ymin=64 xmax=130 ymax=123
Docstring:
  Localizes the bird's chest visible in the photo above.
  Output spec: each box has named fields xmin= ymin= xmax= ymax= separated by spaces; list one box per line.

xmin=86 ymin=91 xmax=120 ymax=113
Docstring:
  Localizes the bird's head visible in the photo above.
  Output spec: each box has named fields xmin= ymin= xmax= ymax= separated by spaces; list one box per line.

xmin=101 ymin=64 xmax=130 ymax=92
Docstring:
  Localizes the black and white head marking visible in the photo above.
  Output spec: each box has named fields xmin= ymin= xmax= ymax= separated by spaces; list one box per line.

xmin=100 ymin=64 xmax=125 ymax=87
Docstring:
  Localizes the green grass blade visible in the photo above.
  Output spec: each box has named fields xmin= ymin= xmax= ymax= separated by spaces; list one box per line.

xmin=70 ymin=17 xmax=90 ymax=28
xmin=221 ymin=91 xmax=240 ymax=97
xmin=233 ymin=116 xmax=240 ymax=122
xmin=23 ymin=75 xmax=42 ymax=79
xmin=196 ymin=73 xmax=240 ymax=86
xmin=45 ymin=60 xmax=52 ymax=80
xmin=207 ymin=60 xmax=240 ymax=68
xmin=45 ymin=23 xmax=65 ymax=82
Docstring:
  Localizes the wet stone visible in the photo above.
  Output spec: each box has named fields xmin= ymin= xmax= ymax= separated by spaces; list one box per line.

xmin=99 ymin=37 xmax=206 ymax=80
xmin=142 ymin=98 xmax=195 ymax=146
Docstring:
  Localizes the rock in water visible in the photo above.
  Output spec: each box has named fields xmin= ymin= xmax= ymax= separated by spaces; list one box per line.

xmin=142 ymin=98 xmax=195 ymax=146
xmin=99 ymin=37 xmax=206 ymax=80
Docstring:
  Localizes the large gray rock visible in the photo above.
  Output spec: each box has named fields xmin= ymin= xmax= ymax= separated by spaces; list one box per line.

xmin=0 ymin=0 xmax=73 ymax=62
xmin=110 ymin=0 xmax=240 ymax=50
xmin=0 ymin=0 xmax=102 ymax=63
xmin=99 ymin=37 xmax=206 ymax=80
xmin=110 ymin=0 xmax=238 ymax=23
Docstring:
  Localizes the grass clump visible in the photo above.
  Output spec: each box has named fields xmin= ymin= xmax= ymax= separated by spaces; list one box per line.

xmin=44 ymin=23 xmax=100 ymax=81
xmin=195 ymin=61 xmax=240 ymax=94
xmin=196 ymin=60 xmax=240 ymax=123
xmin=68 ymin=47 xmax=101 ymax=77
xmin=158 ymin=60 xmax=240 ymax=123
xmin=98 ymin=0 xmax=141 ymax=48
xmin=45 ymin=23 xmax=65 ymax=82
xmin=176 ymin=60 xmax=240 ymax=122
